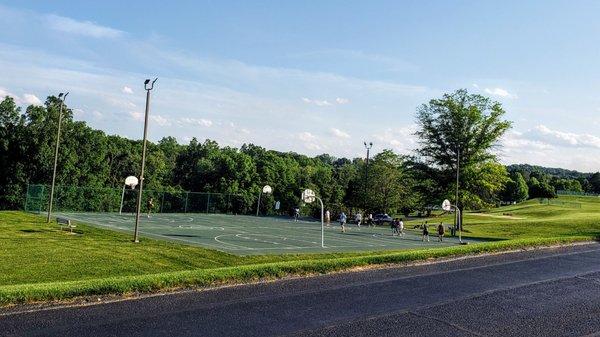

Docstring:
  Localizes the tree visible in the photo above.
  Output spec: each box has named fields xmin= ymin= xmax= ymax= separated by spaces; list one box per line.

xmin=503 ymin=172 xmax=528 ymax=203
xmin=415 ymin=89 xmax=512 ymax=212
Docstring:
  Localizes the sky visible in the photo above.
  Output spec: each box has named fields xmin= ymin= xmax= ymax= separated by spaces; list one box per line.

xmin=1 ymin=1 xmax=600 ymax=171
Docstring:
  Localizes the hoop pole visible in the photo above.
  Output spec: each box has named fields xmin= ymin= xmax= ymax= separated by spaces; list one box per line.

xmin=256 ymin=192 xmax=262 ymax=216
xmin=119 ymin=184 xmax=126 ymax=214
xmin=318 ymin=197 xmax=324 ymax=248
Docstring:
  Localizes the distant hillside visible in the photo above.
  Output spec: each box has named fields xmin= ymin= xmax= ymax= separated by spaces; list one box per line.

xmin=506 ymin=164 xmax=592 ymax=179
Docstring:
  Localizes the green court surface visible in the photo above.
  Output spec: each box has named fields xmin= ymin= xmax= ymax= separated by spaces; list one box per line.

xmin=56 ymin=212 xmax=472 ymax=255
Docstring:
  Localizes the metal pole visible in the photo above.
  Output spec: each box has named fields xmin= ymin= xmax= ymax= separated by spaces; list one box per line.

xmin=184 ymin=192 xmax=189 ymax=213
xmin=318 ymin=197 xmax=324 ymax=248
xmin=47 ymin=93 xmax=68 ymax=223
xmin=455 ymin=148 xmax=460 ymax=231
xmin=457 ymin=208 xmax=462 ymax=243
xmin=119 ymin=184 xmax=126 ymax=214
xmin=134 ymin=78 xmax=157 ymax=243
xmin=256 ymin=192 xmax=262 ymax=216
xmin=363 ymin=142 xmax=372 ymax=214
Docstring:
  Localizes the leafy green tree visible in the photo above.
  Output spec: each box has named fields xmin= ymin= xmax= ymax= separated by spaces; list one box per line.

xmin=503 ymin=172 xmax=528 ymax=203
xmin=415 ymin=89 xmax=512 ymax=212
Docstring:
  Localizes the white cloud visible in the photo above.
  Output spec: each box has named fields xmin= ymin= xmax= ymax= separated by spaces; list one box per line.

xmin=297 ymin=131 xmax=317 ymax=142
xmin=330 ymin=128 xmax=350 ymax=139
xmin=45 ymin=14 xmax=123 ymax=39
xmin=302 ymin=97 xmax=332 ymax=106
xmin=530 ymin=125 xmax=600 ymax=149
xmin=302 ymin=97 xmax=350 ymax=106
xmin=484 ymin=87 xmax=518 ymax=99
xmin=22 ymin=93 xmax=41 ymax=105
xmin=129 ymin=111 xmax=143 ymax=121
xmin=372 ymin=125 xmax=418 ymax=154
xmin=179 ymin=117 xmax=212 ymax=127
xmin=122 ymin=86 xmax=133 ymax=94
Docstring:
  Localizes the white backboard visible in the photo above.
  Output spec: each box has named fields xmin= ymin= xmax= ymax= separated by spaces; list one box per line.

xmin=442 ymin=199 xmax=452 ymax=211
xmin=125 ymin=176 xmax=138 ymax=189
xmin=263 ymin=185 xmax=273 ymax=194
xmin=302 ymin=189 xmax=316 ymax=203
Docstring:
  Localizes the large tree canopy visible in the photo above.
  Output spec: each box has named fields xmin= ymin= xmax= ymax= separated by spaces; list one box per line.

xmin=415 ymin=89 xmax=512 ymax=209
xmin=0 ymin=92 xmax=592 ymax=214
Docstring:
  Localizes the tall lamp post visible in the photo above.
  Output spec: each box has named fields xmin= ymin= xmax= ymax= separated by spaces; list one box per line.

xmin=363 ymin=141 xmax=373 ymax=213
xmin=47 ymin=92 xmax=69 ymax=223
xmin=133 ymin=78 xmax=157 ymax=243
xmin=455 ymin=147 xmax=461 ymax=231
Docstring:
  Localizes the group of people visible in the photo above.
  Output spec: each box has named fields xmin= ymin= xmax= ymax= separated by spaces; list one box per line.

xmin=298 ymin=208 xmax=450 ymax=243
xmin=419 ymin=221 xmax=446 ymax=242
xmin=390 ymin=218 xmax=404 ymax=236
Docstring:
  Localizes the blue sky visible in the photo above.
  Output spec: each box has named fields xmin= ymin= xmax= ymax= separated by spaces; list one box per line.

xmin=1 ymin=1 xmax=600 ymax=171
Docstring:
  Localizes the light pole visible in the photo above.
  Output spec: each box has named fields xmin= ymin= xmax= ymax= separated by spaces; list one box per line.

xmin=455 ymin=147 xmax=461 ymax=231
xmin=133 ymin=78 xmax=157 ymax=243
xmin=363 ymin=141 xmax=373 ymax=214
xmin=47 ymin=92 xmax=68 ymax=223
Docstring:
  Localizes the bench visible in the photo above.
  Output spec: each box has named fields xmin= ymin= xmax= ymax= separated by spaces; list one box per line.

xmin=56 ymin=217 xmax=76 ymax=233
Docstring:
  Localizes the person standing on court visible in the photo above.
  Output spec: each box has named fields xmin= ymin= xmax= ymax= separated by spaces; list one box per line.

xmin=294 ymin=207 xmax=300 ymax=222
xmin=398 ymin=218 xmax=404 ymax=237
xmin=437 ymin=222 xmax=445 ymax=242
xmin=325 ymin=209 xmax=331 ymax=226
xmin=355 ymin=212 xmax=362 ymax=229
xmin=147 ymin=197 xmax=155 ymax=218
xmin=422 ymin=221 xmax=430 ymax=242
xmin=340 ymin=212 xmax=347 ymax=233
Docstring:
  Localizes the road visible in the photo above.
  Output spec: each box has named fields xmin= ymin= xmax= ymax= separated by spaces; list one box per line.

xmin=3 ymin=243 xmax=600 ymax=336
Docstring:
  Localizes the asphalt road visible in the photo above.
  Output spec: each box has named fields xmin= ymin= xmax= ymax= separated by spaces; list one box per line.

xmin=3 ymin=243 xmax=600 ymax=337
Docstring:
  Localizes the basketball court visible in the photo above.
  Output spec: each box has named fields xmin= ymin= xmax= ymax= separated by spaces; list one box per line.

xmin=55 ymin=212 xmax=474 ymax=255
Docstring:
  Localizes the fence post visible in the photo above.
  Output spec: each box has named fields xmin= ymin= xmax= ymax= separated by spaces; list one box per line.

xmin=206 ymin=193 xmax=210 ymax=213
xmin=160 ymin=192 xmax=165 ymax=213
xmin=184 ymin=192 xmax=189 ymax=213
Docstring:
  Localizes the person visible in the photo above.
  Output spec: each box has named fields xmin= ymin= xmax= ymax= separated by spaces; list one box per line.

xmin=325 ymin=209 xmax=331 ymax=226
xmin=340 ymin=212 xmax=347 ymax=233
xmin=391 ymin=218 xmax=397 ymax=236
xmin=437 ymin=222 xmax=445 ymax=242
xmin=294 ymin=207 xmax=300 ymax=222
xmin=368 ymin=213 xmax=374 ymax=227
xmin=355 ymin=212 xmax=362 ymax=229
xmin=422 ymin=221 xmax=430 ymax=242
xmin=147 ymin=197 xmax=154 ymax=218
xmin=398 ymin=218 xmax=404 ymax=237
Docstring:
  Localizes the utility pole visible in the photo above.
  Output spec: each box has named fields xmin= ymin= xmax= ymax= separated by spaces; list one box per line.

xmin=47 ymin=92 xmax=68 ymax=223
xmin=133 ymin=78 xmax=157 ymax=243
xmin=363 ymin=141 xmax=373 ymax=214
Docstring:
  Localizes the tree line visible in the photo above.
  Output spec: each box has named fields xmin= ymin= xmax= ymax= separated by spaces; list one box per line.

xmin=0 ymin=90 xmax=595 ymax=216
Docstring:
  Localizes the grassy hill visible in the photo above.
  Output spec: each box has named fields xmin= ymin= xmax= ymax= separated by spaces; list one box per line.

xmin=405 ymin=195 xmax=600 ymax=239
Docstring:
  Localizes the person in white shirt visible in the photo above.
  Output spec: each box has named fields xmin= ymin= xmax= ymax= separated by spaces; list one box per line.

xmin=398 ymin=218 xmax=404 ymax=237
xmin=355 ymin=212 xmax=362 ymax=229
xmin=325 ymin=210 xmax=331 ymax=226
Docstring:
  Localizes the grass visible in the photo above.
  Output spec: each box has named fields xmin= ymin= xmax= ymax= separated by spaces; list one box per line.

xmin=1 ymin=195 xmax=600 ymax=306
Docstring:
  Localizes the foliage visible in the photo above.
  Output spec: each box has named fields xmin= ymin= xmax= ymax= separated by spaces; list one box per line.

xmin=414 ymin=89 xmax=512 ymax=210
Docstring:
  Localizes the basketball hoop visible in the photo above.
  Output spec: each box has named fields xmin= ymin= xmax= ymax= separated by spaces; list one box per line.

xmin=302 ymin=189 xmax=316 ymax=204
xmin=125 ymin=176 xmax=138 ymax=189
xmin=120 ymin=176 xmax=138 ymax=214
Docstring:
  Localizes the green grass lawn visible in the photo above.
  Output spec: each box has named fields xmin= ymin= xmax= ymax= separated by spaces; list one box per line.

xmin=1 ymin=195 xmax=599 ymax=305
xmin=0 ymin=211 xmax=376 ymax=286
xmin=404 ymin=195 xmax=600 ymax=239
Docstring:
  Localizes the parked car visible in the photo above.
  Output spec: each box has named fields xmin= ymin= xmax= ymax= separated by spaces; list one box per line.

xmin=373 ymin=213 xmax=393 ymax=225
